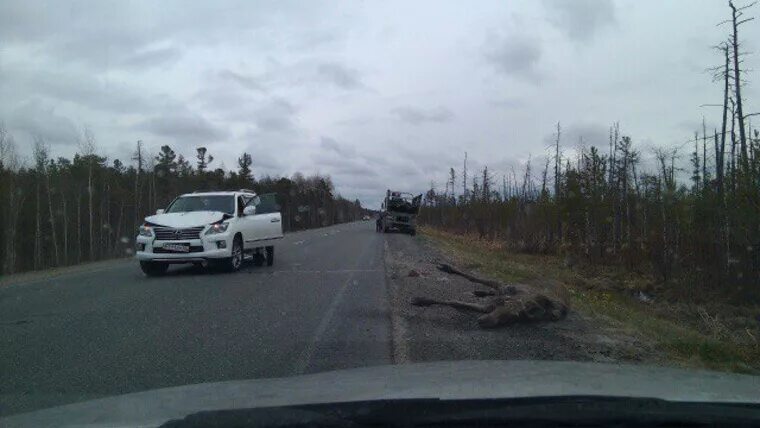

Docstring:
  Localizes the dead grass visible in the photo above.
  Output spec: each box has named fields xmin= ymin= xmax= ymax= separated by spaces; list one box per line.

xmin=420 ymin=225 xmax=760 ymax=374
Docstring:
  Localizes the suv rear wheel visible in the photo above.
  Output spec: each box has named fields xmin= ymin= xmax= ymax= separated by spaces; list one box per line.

xmin=265 ymin=246 xmax=274 ymax=266
xmin=140 ymin=261 xmax=168 ymax=276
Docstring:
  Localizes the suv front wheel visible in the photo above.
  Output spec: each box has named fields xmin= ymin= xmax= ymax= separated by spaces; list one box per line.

xmin=224 ymin=235 xmax=244 ymax=272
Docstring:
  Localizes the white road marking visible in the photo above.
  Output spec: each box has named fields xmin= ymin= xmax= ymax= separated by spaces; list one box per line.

xmin=292 ymin=228 xmax=377 ymax=374
xmin=292 ymin=273 xmax=354 ymax=374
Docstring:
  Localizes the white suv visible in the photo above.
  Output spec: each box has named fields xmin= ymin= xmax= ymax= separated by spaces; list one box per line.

xmin=135 ymin=190 xmax=283 ymax=276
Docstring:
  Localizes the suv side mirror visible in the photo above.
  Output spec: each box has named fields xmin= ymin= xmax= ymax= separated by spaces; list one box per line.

xmin=156 ymin=209 xmax=165 ymax=214
xmin=243 ymin=206 xmax=256 ymax=216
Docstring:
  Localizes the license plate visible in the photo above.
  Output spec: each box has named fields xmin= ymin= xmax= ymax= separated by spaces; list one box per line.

xmin=163 ymin=243 xmax=190 ymax=253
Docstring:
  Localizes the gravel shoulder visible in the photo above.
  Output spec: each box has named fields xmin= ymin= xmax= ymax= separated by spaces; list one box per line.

xmin=384 ymin=230 xmax=661 ymax=365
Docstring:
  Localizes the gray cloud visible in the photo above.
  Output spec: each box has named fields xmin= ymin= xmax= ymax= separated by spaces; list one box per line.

xmin=542 ymin=0 xmax=616 ymax=43
xmin=4 ymin=64 xmax=161 ymax=115
xmin=253 ymin=98 xmax=298 ymax=133
xmin=334 ymin=116 xmax=374 ymax=127
xmin=120 ymin=45 xmax=183 ymax=69
xmin=316 ymin=63 xmax=364 ymax=90
xmin=390 ymin=106 xmax=454 ymax=125
xmin=135 ymin=112 xmax=228 ymax=145
xmin=484 ymin=32 xmax=543 ymax=80
xmin=491 ymin=97 xmax=526 ymax=109
xmin=0 ymin=1 xmax=330 ymax=69
xmin=333 ymin=164 xmax=379 ymax=177
xmin=287 ymin=29 xmax=341 ymax=50
xmin=194 ymin=86 xmax=251 ymax=117
xmin=218 ymin=69 xmax=265 ymax=92
xmin=320 ymin=137 xmax=357 ymax=158
xmin=8 ymin=100 xmax=79 ymax=146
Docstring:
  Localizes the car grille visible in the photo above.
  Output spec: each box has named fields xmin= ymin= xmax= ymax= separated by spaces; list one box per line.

xmin=153 ymin=245 xmax=204 ymax=253
xmin=153 ymin=226 xmax=204 ymax=241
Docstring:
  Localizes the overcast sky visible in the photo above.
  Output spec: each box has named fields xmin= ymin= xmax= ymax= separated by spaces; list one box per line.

xmin=1 ymin=0 xmax=758 ymax=208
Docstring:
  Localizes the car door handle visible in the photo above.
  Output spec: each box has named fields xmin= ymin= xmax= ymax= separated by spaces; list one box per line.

xmin=270 ymin=218 xmax=280 ymax=223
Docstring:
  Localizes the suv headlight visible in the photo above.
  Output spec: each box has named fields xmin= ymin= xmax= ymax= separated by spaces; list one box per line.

xmin=138 ymin=224 xmax=153 ymax=237
xmin=205 ymin=222 xmax=229 ymax=235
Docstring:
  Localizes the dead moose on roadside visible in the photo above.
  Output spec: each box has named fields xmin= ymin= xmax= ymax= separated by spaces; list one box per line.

xmin=411 ymin=264 xmax=569 ymax=328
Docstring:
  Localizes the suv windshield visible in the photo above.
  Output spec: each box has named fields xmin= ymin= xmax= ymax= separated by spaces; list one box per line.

xmin=165 ymin=195 xmax=235 ymax=215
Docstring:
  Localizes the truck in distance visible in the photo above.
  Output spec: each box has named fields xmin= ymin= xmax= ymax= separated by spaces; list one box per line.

xmin=378 ymin=190 xmax=422 ymax=235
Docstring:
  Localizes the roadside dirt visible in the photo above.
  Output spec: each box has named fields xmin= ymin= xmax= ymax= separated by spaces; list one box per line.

xmin=0 ymin=257 xmax=132 ymax=287
xmin=384 ymin=231 xmax=663 ymax=365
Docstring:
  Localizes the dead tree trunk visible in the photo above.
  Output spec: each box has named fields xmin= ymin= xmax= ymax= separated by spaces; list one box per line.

xmin=718 ymin=43 xmax=730 ymax=198
xmin=45 ymin=165 xmax=60 ymax=266
xmin=462 ymin=151 xmax=468 ymax=201
xmin=76 ymin=193 xmax=82 ymax=263
xmin=702 ymin=118 xmax=708 ymax=187
xmin=105 ymin=182 xmax=110 ymax=257
xmin=133 ymin=140 xmax=143 ymax=230
xmin=554 ymin=122 xmax=562 ymax=243
xmin=3 ymin=180 xmax=23 ymax=274
xmin=61 ymin=189 xmax=68 ymax=265
xmin=97 ymin=180 xmax=105 ymax=259
xmin=88 ymin=161 xmax=94 ymax=261
xmin=115 ymin=202 xmax=124 ymax=254
xmin=4 ymin=193 xmax=23 ymax=274
xmin=729 ymin=0 xmax=753 ymax=171
xmin=730 ymin=98 xmax=737 ymax=195
xmin=34 ymin=173 xmax=42 ymax=270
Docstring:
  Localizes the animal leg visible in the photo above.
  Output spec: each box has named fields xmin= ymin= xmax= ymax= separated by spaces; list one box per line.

xmin=411 ymin=296 xmax=492 ymax=313
xmin=437 ymin=263 xmax=502 ymax=290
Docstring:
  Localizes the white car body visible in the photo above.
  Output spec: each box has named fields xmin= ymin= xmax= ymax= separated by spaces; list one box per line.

xmin=135 ymin=191 xmax=283 ymax=269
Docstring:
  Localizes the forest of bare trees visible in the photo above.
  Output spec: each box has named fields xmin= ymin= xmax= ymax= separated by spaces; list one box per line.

xmin=0 ymin=133 xmax=366 ymax=275
xmin=420 ymin=1 xmax=759 ymax=290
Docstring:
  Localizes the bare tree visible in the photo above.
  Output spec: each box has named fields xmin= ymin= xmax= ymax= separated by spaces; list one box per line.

xmin=725 ymin=1 xmax=755 ymax=170
xmin=133 ymin=140 xmax=144 ymax=228
xmin=521 ymin=155 xmax=533 ymax=200
xmin=35 ymin=138 xmax=60 ymax=266
xmin=702 ymin=117 xmax=708 ymax=187
xmin=80 ymin=128 xmax=97 ymax=261
xmin=448 ymin=167 xmax=456 ymax=202
xmin=0 ymin=125 xmax=24 ymax=273
xmin=60 ymin=177 xmax=69 ymax=265
xmin=710 ymin=42 xmax=731 ymax=194
xmin=553 ymin=122 xmax=562 ymax=241
xmin=462 ymin=152 xmax=468 ymax=200
xmin=541 ymin=156 xmax=550 ymax=196
xmin=33 ymin=139 xmax=45 ymax=269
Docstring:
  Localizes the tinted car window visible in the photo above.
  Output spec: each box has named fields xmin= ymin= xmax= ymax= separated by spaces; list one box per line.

xmin=166 ymin=196 xmax=235 ymax=215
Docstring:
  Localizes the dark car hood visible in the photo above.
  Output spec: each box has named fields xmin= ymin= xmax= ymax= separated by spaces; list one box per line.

xmin=3 ymin=360 xmax=759 ymax=427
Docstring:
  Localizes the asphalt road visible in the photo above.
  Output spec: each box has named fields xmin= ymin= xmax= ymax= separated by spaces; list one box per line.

xmin=0 ymin=221 xmax=390 ymax=416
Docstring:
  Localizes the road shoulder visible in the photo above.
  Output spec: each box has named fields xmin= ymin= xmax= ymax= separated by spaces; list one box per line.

xmin=0 ymin=257 xmax=133 ymax=288
xmin=383 ymin=229 xmax=662 ymax=365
